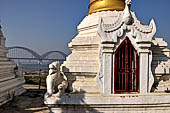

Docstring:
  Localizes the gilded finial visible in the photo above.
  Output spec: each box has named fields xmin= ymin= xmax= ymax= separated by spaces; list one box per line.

xmin=88 ymin=0 xmax=126 ymax=14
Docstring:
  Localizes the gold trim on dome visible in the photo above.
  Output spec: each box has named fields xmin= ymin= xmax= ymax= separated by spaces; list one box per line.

xmin=88 ymin=0 xmax=125 ymax=14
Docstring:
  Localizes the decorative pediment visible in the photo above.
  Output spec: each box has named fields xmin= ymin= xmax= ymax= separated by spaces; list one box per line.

xmin=98 ymin=1 xmax=156 ymax=44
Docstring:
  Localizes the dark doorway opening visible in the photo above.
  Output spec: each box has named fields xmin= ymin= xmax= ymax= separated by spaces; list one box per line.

xmin=114 ymin=37 xmax=139 ymax=93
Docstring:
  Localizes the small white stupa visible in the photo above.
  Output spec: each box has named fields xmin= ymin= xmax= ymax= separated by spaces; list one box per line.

xmin=45 ymin=0 xmax=170 ymax=112
xmin=0 ymin=25 xmax=25 ymax=106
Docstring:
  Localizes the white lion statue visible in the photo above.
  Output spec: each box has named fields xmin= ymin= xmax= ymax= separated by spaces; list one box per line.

xmin=45 ymin=61 xmax=68 ymax=98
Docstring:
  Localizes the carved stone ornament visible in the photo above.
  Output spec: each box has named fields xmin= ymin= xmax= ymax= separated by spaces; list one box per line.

xmin=123 ymin=0 xmax=132 ymax=25
xmin=98 ymin=11 xmax=156 ymax=44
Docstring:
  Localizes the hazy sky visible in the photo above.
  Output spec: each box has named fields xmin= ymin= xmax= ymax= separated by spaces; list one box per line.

xmin=0 ymin=0 xmax=170 ymax=55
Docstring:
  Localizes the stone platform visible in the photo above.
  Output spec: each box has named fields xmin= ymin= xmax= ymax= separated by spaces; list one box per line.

xmin=45 ymin=93 xmax=170 ymax=113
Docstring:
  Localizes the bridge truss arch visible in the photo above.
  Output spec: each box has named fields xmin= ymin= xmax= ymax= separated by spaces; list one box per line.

xmin=41 ymin=51 xmax=67 ymax=61
xmin=7 ymin=46 xmax=41 ymax=60
xmin=7 ymin=46 xmax=67 ymax=72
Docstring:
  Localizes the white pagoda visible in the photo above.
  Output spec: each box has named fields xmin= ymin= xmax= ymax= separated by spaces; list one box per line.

xmin=45 ymin=0 xmax=170 ymax=112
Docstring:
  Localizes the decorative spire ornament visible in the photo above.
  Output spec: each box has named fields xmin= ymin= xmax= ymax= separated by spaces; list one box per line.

xmin=123 ymin=0 xmax=132 ymax=25
xmin=88 ymin=0 xmax=126 ymax=14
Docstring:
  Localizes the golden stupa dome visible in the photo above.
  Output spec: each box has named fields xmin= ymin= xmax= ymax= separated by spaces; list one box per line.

xmin=88 ymin=0 xmax=125 ymax=14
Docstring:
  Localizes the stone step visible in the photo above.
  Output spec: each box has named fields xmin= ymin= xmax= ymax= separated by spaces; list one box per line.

xmin=0 ymin=57 xmax=9 ymax=61
xmin=0 ymin=70 xmax=13 ymax=76
xmin=0 ymin=64 xmax=15 ymax=69
xmin=62 ymin=66 xmax=98 ymax=73
xmin=63 ymin=62 xmax=98 ymax=66
xmin=65 ymin=59 xmax=98 ymax=63
xmin=71 ymin=36 xmax=99 ymax=44
xmin=0 ymin=78 xmax=15 ymax=83
xmin=65 ymin=63 xmax=98 ymax=67
xmin=0 ymin=61 xmax=15 ymax=65
xmin=73 ymin=85 xmax=99 ymax=93
xmin=72 ymin=78 xmax=99 ymax=93
xmin=63 ymin=60 xmax=98 ymax=66
xmin=71 ymin=40 xmax=99 ymax=46
xmin=72 ymin=81 xmax=98 ymax=87
xmin=0 ymin=73 xmax=15 ymax=82
xmin=0 ymin=77 xmax=25 ymax=90
xmin=67 ymin=55 xmax=98 ymax=61
xmin=74 ymin=77 xmax=97 ymax=82
xmin=0 ymin=67 xmax=12 ymax=71
xmin=0 ymin=54 xmax=7 ymax=58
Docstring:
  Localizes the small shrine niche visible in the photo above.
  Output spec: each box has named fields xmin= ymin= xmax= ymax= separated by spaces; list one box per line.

xmin=97 ymin=1 xmax=156 ymax=94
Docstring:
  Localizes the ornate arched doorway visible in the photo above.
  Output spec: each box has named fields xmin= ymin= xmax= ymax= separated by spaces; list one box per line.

xmin=114 ymin=37 xmax=139 ymax=93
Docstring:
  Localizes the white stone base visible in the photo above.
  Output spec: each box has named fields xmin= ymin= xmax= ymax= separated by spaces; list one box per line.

xmin=45 ymin=93 xmax=170 ymax=113
xmin=0 ymin=52 xmax=25 ymax=106
xmin=0 ymin=77 xmax=25 ymax=106
xmin=50 ymin=105 xmax=170 ymax=113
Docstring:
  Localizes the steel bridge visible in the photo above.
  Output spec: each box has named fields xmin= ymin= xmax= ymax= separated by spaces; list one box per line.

xmin=7 ymin=46 xmax=67 ymax=72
